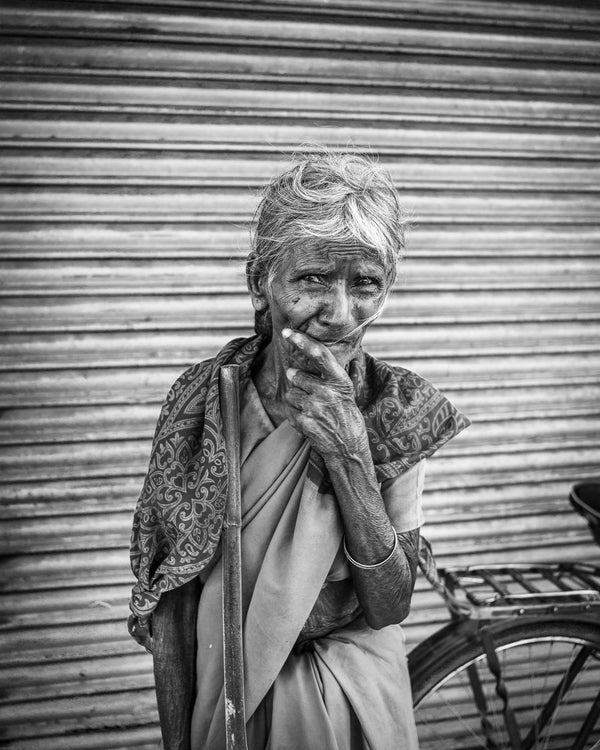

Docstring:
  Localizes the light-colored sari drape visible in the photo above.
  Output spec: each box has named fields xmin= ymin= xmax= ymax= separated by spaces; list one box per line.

xmin=190 ymin=383 xmax=419 ymax=750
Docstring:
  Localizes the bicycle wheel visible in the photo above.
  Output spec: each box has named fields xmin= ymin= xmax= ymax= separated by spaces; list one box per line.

xmin=409 ymin=616 xmax=600 ymax=750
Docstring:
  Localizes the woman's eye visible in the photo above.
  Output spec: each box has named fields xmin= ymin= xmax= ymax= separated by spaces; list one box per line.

xmin=355 ymin=276 xmax=381 ymax=289
xmin=300 ymin=274 xmax=325 ymax=284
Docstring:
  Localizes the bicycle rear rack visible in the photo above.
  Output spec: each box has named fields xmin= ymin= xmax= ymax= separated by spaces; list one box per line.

xmin=439 ymin=562 xmax=600 ymax=619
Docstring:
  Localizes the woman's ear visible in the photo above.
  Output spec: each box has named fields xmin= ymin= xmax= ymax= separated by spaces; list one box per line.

xmin=246 ymin=259 xmax=269 ymax=312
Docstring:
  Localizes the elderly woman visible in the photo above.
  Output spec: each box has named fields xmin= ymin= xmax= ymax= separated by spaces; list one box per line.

xmin=129 ymin=150 xmax=469 ymax=750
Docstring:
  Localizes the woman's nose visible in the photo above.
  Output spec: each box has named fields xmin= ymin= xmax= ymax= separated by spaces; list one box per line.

xmin=320 ymin=283 xmax=354 ymax=329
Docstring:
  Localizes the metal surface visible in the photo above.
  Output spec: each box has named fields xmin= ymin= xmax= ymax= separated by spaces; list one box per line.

xmin=439 ymin=563 xmax=600 ymax=619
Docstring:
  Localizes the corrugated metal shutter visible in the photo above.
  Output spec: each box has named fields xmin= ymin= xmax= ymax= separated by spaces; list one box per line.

xmin=1 ymin=2 xmax=599 ymax=747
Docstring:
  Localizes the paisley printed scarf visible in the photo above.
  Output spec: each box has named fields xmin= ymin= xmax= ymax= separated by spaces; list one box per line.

xmin=129 ymin=334 xmax=470 ymax=621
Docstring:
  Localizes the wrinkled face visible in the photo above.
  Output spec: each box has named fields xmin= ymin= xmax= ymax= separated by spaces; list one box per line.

xmin=264 ymin=244 xmax=389 ymax=368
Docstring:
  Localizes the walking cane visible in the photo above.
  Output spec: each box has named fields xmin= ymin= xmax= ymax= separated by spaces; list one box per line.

xmin=219 ymin=365 xmax=249 ymax=750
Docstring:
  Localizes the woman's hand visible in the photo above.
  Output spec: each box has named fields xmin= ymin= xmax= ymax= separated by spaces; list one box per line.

xmin=128 ymin=614 xmax=153 ymax=654
xmin=281 ymin=328 xmax=369 ymax=461
xmin=280 ymin=328 xmax=418 ymax=629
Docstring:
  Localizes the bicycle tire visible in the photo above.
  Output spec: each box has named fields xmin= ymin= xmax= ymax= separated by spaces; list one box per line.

xmin=409 ymin=616 xmax=600 ymax=750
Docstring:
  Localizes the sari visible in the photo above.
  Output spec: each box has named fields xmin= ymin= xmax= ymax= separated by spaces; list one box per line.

xmin=128 ymin=335 xmax=470 ymax=749
xmin=190 ymin=380 xmax=421 ymax=749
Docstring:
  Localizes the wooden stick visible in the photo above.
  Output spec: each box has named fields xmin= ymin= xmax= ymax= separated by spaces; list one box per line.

xmin=219 ymin=365 xmax=249 ymax=750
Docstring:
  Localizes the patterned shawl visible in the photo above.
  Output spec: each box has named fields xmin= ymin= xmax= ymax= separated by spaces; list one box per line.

xmin=129 ymin=334 xmax=470 ymax=620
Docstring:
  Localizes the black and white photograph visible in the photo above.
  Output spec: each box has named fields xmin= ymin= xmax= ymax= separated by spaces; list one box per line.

xmin=1 ymin=3 xmax=599 ymax=749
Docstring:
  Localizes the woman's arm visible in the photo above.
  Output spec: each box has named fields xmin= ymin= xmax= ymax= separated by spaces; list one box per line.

xmin=281 ymin=329 xmax=420 ymax=629
xmin=322 ymin=447 xmax=420 ymax=629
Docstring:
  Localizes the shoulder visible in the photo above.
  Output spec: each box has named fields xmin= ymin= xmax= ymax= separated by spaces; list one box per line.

xmin=163 ymin=335 xmax=256 ymax=407
xmin=161 ymin=358 xmax=213 ymax=412
xmin=358 ymin=350 xmax=471 ymax=480
xmin=155 ymin=335 xmax=265 ymax=434
xmin=169 ymin=357 xmax=213 ymax=394
xmin=359 ymin=350 xmax=452 ymax=413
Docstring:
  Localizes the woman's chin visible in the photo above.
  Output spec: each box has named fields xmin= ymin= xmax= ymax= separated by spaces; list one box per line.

xmin=323 ymin=340 xmax=360 ymax=368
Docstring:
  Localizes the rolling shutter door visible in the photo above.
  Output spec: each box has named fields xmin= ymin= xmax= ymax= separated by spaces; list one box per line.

xmin=1 ymin=2 xmax=599 ymax=747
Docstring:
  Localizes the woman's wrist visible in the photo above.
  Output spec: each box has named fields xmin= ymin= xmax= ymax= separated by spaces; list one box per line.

xmin=343 ymin=531 xmax=399 ymax=569
xmin=319 ymin=423 xmax=371 ymax=468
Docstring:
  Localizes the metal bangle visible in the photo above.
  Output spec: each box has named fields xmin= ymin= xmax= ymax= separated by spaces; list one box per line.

xmin=343 ymin=532 xmax=398 ymax=570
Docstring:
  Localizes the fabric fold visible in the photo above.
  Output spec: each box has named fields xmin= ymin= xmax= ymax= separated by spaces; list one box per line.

xmin=191 ymin=420 xmax=346 ymax=748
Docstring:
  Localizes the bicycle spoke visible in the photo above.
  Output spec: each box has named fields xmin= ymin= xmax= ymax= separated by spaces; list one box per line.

xmin=468 ymin=662 xmax=503 ymax=749
xmin=417 ymin=678 xmax=491 ymax=750
xmin=526 ymin=641 xmax=545 ymax=749
xmin=416 ymin=662 xmax=515 ymax=749
xmin=522 ymin=645 xmax=592 ymax=750
xmin=544 ymin=645 xmax=585 ymax=750
xmin=413 ymin=621 xmax=600 ymax=750
xmin=572 ymin=688 xmax=600 ymax=750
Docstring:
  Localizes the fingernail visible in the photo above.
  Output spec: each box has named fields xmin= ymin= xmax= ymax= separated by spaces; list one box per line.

xmin=286 ymin=367 xmax=297 ymax=380
xmin=281 ymin=328 xmax=292 ymax=339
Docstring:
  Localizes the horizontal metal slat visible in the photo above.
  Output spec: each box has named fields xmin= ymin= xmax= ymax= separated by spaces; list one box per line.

xmin=3 ymin=7 xmax=599 ymax=63
xmin=421 ymin=534 xmax=598 ymax=568
xmin=0 ymin=689 xmax=157 ymax=741
xmin=3 ymin=118 xmax=600 ymax=156
xmin=425 ymin=448 xmax=600 ymax=487
xmin=1 ymin=674 xmax=154 ymax=717
xmin=3 ymin=81 xmax=600 ymax=126
xmin=0 ymin=548 xmax=132 ymax=592
xmin=1 ymin=583 xmax=132 ymax=617
xmin=0 ymin=618 xmax=132 ymax=659
xmin=0 ymin=475 xmax=143 ymax=508
xmin=4 ymin=155 xmax=600 ymax=190
xmin=53 ymin=0 xmax=600 ymax=29
xmin=0 ymin=725 xmax=160 ymax=750
xmin=0 ymin=651 xmax=150 ymax=693
xmin=1 ymin=599 xmax=131 ymax=631
xmin=423 ymin=481 xmax=586 ymax=517
xmin=3 ymin=40 xmax=600 ymax=95
xmin=2 ymin=513 xmax=133 ymax=554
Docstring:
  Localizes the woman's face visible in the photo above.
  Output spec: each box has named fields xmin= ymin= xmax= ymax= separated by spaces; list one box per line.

xmin=263 ymin=244 xmax=389 ymax=368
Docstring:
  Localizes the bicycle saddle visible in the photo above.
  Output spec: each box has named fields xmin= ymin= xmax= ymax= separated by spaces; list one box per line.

xmin=570 ymin=481 xmax=600 ymax=546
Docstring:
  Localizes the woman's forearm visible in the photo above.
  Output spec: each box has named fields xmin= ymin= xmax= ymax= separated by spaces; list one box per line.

xmin=325 ymin=450 xmax=419 ymax=629
xmin=277 ymin=328 xmax=420 ymax=627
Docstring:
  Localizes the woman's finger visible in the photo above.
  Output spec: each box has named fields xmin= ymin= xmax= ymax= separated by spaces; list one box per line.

xmin=285 ymin=384 xmax=311 ymax=410
xmin=285 ymin=367 xmax=322 ymax=393
xmin=282 ymin=329 xmax=345 ymax=381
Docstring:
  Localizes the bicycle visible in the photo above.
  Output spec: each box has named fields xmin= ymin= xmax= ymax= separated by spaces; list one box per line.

xmin=409 ymin=481 xmax=600 ymax=750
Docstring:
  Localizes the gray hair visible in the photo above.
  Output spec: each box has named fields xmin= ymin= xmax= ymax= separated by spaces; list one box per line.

xmin=247 ymin=149 xmax=408 ymax=336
